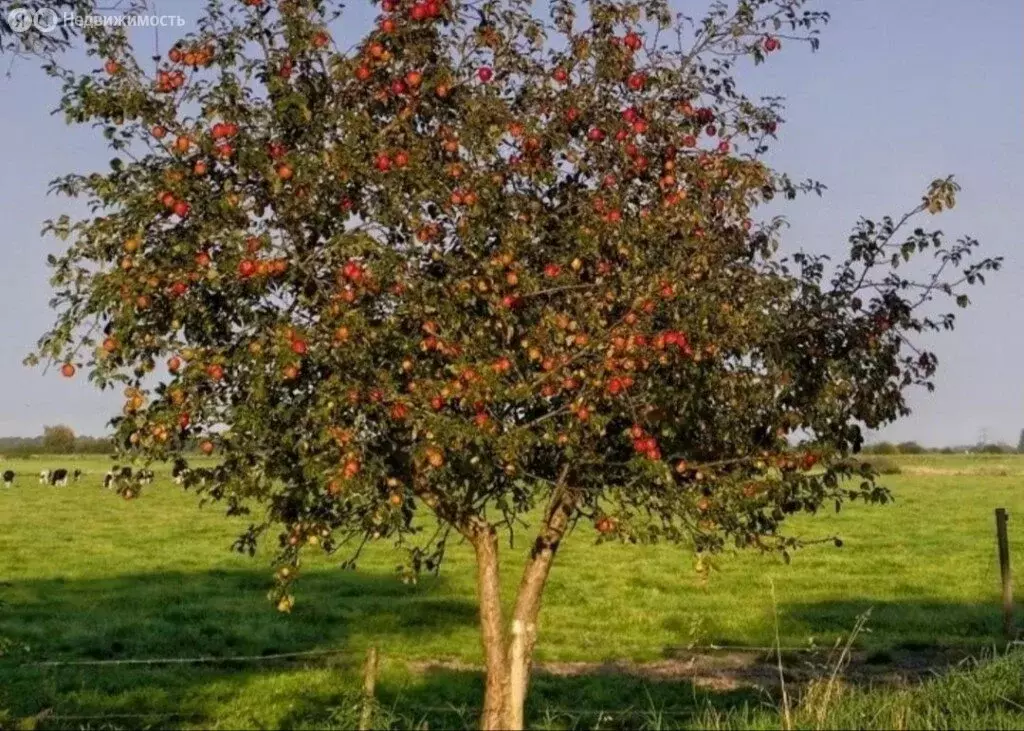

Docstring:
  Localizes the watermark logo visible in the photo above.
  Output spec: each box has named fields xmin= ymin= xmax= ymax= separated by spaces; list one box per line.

xmin=34 ymin=7 xmax=59 ymax=33
xmin=7 ymin=5 xmax=185 ymax=34
xmin=6 ymin=7 xmax=36 ymax=34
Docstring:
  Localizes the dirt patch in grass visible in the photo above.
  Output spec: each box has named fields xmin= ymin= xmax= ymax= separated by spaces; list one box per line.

xmin=410 ymin=646 xmax=972 ymax=692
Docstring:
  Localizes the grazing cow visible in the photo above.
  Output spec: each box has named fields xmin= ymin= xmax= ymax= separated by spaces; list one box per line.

xmin=39 ymin=469 xmax=50 ymax=485
xmin=2 ymin=470 xmax=13 ymax=487
xmin=171 ymin=459 xmax=190 ymax=485
xmin=105 ymin=466 xmax=139 ymax=490
xmin=72 ymin=468 xmax=83 ymax=483
xmin=49 ymin=468 xmax=69 ymax=487
xmin=105 ymin=465 xmax=129 ymax=488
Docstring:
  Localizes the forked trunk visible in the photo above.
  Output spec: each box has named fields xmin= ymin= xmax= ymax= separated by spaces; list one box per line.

xmin=470 ymin=489 xmax=575 ymax=730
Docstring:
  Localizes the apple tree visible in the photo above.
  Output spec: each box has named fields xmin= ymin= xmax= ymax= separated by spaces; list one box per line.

xmin=31 ymin=0 xmax=999 ymax=727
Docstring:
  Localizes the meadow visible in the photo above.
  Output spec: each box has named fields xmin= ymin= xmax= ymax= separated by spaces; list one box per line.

xmin=2 ymin=453 xmax=1024 ymax=728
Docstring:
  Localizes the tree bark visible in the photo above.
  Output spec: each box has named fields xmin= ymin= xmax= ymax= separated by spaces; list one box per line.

xmin=506 ymin=488 xmax=575 ymax=730
xmin=472 ymin=522 xmax=510 ymax=730
xmin=469 ymin=488 xmax=576 ymax=730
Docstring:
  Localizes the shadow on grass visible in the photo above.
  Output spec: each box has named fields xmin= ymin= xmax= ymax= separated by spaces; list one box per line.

xmin=655 ymin=599 xmax=1014 ymax=694
xmin=659 ymin=598 xmax=1012 ymax=659
xmin=0 ymin=572 xmax=1014 ymax=728
xmin=780 ymin=598 xmax=1012 ymax=653
xmin=0 ymin=569 xmax=767 ymax=729
xmin=0 ymin=568 xmax=477 ymax=726
xmin=0 ymin=569 xmax=473 ymax=661
xmin=368 ymin=668 xmax=764 ymax=731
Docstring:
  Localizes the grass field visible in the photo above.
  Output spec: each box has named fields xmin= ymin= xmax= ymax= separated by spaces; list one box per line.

xmin=2 ymin=453 xmax=1024 ymax=728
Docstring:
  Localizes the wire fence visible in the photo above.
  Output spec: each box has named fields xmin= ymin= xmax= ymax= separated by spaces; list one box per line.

xmin=27 ymin=646 xmax=357 ymax=668
xmin=19 ymin=641 xmax=817 ymax=670
xmin=2 ymin=643 xmax=801 ymax=728
xmin=11 ymin=645 xmax=1021 ymax=729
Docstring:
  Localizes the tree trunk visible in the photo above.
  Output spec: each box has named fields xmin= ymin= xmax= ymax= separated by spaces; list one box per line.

xmin=469 ymin=489 xmax=575 ymax=730
xmin=506 ymin=488 xmax=575 ymax=730
xmin=472 ymin=523 xmax=510 ymax=730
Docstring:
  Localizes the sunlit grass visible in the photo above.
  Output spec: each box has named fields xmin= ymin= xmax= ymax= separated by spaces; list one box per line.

xmin=1 ymin=453 xmax=1023 ymax=727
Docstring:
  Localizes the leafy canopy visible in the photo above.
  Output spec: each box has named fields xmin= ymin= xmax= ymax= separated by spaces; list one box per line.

xmin=32 ymin=0 xmax=999 ymax=605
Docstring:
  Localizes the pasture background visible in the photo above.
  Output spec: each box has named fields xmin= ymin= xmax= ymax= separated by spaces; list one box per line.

xmin=1 ymin=453 xmax=1023 ymax=728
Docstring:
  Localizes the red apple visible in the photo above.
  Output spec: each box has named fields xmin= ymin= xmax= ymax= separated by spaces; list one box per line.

xmin=627 ymin=72 xmax=646 ymax=91
xmin=238 ymin=259 xmax=257 ymax=278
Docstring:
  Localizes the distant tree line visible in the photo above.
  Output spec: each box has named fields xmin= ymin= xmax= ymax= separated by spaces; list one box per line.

xmin=0 ymin=425 xmax=111 ymax=457
xmin=0 ymin=425 xmax=215 ymax=458
xmin=863 ymin=440 xmax=1022 ymax=455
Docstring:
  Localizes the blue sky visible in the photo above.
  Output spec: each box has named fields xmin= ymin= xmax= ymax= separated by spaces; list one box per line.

xmin=0 ymin=0 xmax=1020 ymax=445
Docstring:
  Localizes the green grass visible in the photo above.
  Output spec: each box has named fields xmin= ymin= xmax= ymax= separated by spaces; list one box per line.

xmin=1 ymin=453 xmax=1024 ymax=728
xmin=685 ymin=650 xmax=1024 ymax=731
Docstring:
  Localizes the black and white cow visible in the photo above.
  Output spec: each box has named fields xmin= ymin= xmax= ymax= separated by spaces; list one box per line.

xmin=172 ymin=459 xmax=191 ymax=485
xmin=39 ymin=469 xmax=49 ymax=485
xmin=2 ymin=470 xmax=13 ymax=487
xmin=137 ymin=468 xmax=155 ymax=485
xmin=47 ymin=468 xmax=69 ymax=487
xmin=104 ymin=465 xmax=136 ymax=489
xmin=72 ymin=468 xmax=83 ymax=483
xmin=105 ymin=466 xmax=124 ymax=488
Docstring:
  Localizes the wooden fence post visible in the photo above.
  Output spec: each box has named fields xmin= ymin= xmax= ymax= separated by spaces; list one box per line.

xmin=359 ymin=647 xmax=379 ymax=731
xmin=995 ymin=508 xmax=1014 ymax=640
